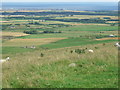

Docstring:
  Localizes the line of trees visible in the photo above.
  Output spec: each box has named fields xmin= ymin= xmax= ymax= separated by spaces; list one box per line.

xmin=23 ymin=30 xmax=38 ymax=34
xmin=23 ymin=30 xmax=62 ymax=34
xmin=45 ymin=18 xmax=106 ymax=23
xmin=2 ymin=11 xmax=118 ymax=16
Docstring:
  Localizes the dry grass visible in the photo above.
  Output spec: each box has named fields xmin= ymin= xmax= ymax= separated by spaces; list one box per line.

xmin=97 ymin=31 xmax=118 ymax=35
xmin=0 ymin=21 xmax=10 ymax=22
xmin=3 ymin=38 xmax=66 ymax=47
xmin=96 ymin=37 xmax=119 ymax=41
xmin=1 ymin=10 xmax=51 ymax=13
xmin=56 ymin=15 xmax=118 ymax=19
xmin=41 ymin=21 xmax=109 ymax=26
xmin=2 ymin=42 xmax=117 ymax=69
xmin=2 ymin=42 xmax=118 ymax=88
xmin=70 ymin=23 xmax=108 ymax=26
xmin=106 ymin=21 xmax=118 ymax=23
xmin=2 ymin=32 xmax=29 ymax=37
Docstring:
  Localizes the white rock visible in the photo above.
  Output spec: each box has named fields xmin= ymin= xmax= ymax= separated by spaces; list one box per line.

xmin=88 ymin=49 xmax=94 ymax=53
xmin=68 ymin=63 xmax=76 ymax=67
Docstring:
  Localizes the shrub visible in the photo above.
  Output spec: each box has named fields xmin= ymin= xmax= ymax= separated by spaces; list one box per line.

xmin=103 ymin=17 xmax=111 ymax=19
xmin=43 ymin=30 xmax=62 ymax=33
xmin=15 ymin=24 xmax=20 ymax=25
xmin=23 ymin=30 xmax=38 ymax=34
xmin=34 ymin=22 xmax=40 ymax=25
xmin=28 ymin=22 xmax=40 ymax=25
xmin=110 ymin=23 xmax=115 ymax=26
xmin=95 ymin=47 xmax=99 ymax=49
xmin=40 ymin=53 xmax=44 ymax=57
xmin=75 ymin=49 xmax=85 ymax=54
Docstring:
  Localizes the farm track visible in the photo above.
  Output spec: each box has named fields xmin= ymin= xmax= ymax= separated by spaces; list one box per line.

xmin=96 ymin=37 xmax=119 ymax=40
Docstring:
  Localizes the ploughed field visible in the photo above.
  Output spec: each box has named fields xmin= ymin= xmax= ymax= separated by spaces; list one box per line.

xmin=1 ymin=10 xmax=118 ymax=88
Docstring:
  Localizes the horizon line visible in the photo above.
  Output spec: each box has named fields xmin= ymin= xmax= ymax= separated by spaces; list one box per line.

xmin=2 ymin=1 xmax=119 ymax=2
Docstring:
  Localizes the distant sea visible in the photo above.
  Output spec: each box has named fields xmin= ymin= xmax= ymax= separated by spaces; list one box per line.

xmin=2 ymin=2 xmax=118 ymax=11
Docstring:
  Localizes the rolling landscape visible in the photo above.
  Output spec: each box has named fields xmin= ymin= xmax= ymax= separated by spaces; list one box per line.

xmin=0 ymin=2 xmax=119 ymax=88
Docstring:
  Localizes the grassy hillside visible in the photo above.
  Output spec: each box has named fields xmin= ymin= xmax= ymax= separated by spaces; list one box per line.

xmin=1 ymin=10 xmax=118 ymax=88
xmin=40 ymin=38 xmax=118 ymax=49
xmin=2 ymin=43 xmax=118 ymax=88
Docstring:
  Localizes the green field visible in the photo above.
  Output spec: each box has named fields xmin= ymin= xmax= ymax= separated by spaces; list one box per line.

xmin=40 ymin=38 xmax=118 ymax=49
xmin=16 ymin=25 xmax=117 ymax=39
xmin=1 ymin=10 xmax=118 ymax=88
xmin=2 ymin=47 xmax=35 ymax=54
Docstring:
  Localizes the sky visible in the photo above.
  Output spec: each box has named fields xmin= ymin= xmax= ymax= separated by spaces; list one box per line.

xmin=2 ymin=0 xmax=120 ymax=2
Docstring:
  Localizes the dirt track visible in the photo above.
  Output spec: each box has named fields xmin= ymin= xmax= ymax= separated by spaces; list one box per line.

xmin=96 ymin=37 xmax=119 ymax=40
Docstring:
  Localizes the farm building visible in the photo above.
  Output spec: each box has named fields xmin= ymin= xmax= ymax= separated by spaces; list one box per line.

xmin=109 ymin=34 xmax=115 ymax=37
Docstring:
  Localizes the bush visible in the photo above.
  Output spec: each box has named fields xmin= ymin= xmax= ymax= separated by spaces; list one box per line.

xmin=110 ymin=23 xmax=115 ymax=26
xmin=15 ymin=24 xmax=20 ymax=25
xmin=28 ymin=22 xmax=40 ymax=25
xmin=43 ymin=31 xmax=54 ymax=33
xmin=103 ymin=17 xmax=111 ymax=19
xmin=40 ymin=53 xmax=44 ymax=57
xmin=23 ymin=30 xmax=38 ymax=34
xmin=75 ymin=49 xmax=85 ymax=54
xmin=34 ymin=22 xmax=40 ymax=25
xmin=43 ymin=30 xmax=62 ymax=33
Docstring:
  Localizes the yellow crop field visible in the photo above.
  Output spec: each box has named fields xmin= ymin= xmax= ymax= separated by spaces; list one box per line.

xmin=2 ymin=32 xmax=29 ymax=37
xmin=55 ymin=15 xmax=118 ymax=19
xmin=106 ymin=21 xmax=118 ymax=23
xmin=96 ymin=37 xmax=119 ymax=41
xmin=3 ymin=38 xmax=66 ymax=47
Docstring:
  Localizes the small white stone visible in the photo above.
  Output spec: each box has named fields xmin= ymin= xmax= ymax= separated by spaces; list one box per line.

xmin=68 ymin=63 xmax=76 ymax=67
xmin=17 ymin=77 xmax=19 ymax=80
xmin=88 ymin=49 xmax=94 ymax=53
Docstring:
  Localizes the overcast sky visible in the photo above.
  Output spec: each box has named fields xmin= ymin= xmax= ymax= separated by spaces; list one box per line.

xmin=2 ymin=0 xmax=120 ymax=2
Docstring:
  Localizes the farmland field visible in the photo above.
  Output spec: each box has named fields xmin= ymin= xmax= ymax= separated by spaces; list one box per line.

xmin=1 ymin=9 xmax=119 ymax=88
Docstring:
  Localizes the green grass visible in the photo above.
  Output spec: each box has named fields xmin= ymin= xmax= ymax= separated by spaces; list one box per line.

xmin=55 ymin=25 xmax=117 ymax=31
xmin=2 ymin=38 xmax=117 ymax=54
xmin=16 ymin=25 xmax=117 ymax=39
xmin=40 ymin=38 xmax=118 ymax=49
xmin=2 ymin=47 xmax=35 ymax=54
xmin=2 ymin=13 xmax=118 ymax=88
xmin=3 ymin=51 xmax=118 ymax=88
xmin=29 ymin=59 xmax=117 ymax=88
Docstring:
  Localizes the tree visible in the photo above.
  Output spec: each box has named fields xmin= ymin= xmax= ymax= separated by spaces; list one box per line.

xmin=23 ymin=30 xmax=38 ymax=34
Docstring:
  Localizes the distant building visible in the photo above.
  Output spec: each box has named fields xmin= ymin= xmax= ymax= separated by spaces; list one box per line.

xmin=109 ymin=34 xmax=115 ymax=37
